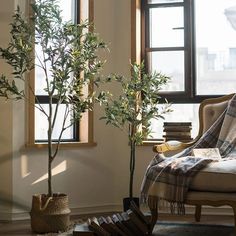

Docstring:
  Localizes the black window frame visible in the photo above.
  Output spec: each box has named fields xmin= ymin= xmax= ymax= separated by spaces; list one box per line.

xmin=141 ymin=0 xmax=227 ymax=104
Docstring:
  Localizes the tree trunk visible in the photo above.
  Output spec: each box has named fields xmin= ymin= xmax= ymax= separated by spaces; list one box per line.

xmin=48 ymin=98 xmax=53 ymax=197
xmin=129 ymin=140 xmax=136 ymax=198
xmin=48 ymin=157 xmax=52 ymax=196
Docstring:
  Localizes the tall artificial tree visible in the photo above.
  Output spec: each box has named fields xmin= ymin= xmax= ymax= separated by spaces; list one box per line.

xmin=0 ymin=0 xmax=107 ymax=196
xmin=101 ymin=62 xmax=171 ymax=199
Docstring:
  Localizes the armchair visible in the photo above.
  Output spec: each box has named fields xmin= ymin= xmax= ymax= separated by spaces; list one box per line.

xmin=148 ymin=93 xmax=236 ymax=233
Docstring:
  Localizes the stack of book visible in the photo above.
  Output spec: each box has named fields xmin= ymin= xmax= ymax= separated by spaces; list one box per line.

xmin=73 ymin=201 xmax=151 ymax=236
xmin=163 ymin=122 xmax=192 ymax=142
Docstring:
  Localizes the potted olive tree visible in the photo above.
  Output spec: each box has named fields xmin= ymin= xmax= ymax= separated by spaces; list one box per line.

xmin=101 ymin=62 xmax=171 ymax=210
xmin=0 ymin=0 xmax=107 ymax=233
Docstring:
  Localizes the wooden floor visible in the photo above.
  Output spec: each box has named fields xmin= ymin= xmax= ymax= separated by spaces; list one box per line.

xmin=0 ymin=213 xmax=234 ymax=236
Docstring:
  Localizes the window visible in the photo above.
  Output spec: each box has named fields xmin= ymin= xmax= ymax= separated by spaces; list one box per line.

xmin=28 ymin=0 xmax=95 ymax=146
xmin=195 ymin=0 xmax=236 ymax=95
xmin=132 ymin=0 xmax=236 ymax=140
xmin=34 ymin=0 xmax=77 ymax=142
xmin=146 ymin=2 xmax=185 ymax=92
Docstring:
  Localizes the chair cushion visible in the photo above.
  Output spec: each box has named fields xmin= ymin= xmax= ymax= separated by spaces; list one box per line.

xmin=190 ymin=159 xmax=236 ymax=192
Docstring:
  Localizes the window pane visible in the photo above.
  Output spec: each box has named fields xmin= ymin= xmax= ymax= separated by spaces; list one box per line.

xmin=149 ymin=104 xmax=200 ymax=140
xmin=35 ymin=104 xmax=74 ymax=141
xmin=35 ymin=47 xmax=52 ymax=95
xmin=195 ymin=0 xmax=236 ymax=95
xmin=148 ymin=51 xmax=184 ymax=91
xmin=148 ymin=0 xmax=183 ymax=3
xmin=150 ymin=7 xmax=184 ymax=48
xmin=35 ymin=0 xmax=75 ymax=95
xmin=59 ymin=0 xmax=75 ymax=22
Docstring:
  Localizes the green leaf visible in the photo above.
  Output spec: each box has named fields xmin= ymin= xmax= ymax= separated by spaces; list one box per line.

xmin=100 ymin=61 xmax=172 ymax=143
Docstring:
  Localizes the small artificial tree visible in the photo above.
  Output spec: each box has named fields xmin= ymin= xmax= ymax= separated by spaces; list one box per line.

xmin=0 ymin=0 xmax=107 ymax=197
xmin=101 ymin=62 xmax=171 ymax=199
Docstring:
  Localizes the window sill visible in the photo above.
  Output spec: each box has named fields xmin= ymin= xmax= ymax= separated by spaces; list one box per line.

xmin=26 ymin=141 xmax=97 ymax=149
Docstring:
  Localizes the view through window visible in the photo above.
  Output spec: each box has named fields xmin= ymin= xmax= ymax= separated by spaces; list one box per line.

xmin=34 ymin=0 xmax=77 ymax=141
xmin=195 ymin=0 xmax=236 ymax=95
xmin=143 ymin=0 xmax=236 ymax=140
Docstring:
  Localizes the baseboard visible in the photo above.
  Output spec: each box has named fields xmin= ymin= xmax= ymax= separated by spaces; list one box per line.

xmin=1 ymin=203 xmax=234 ymax=221
xmin=0 ymin=212 xmax=13 ymax=221
xmin=70 ymin=203 xmax=123 ymax=216
xmin=5 ymin=204 xmax=123 ymax=221
xmin=0 ymin=206 xmax=13 ymax=221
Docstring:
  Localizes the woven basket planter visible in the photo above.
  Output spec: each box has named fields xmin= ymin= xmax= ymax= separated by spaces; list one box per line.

xmin=30 ymin=193 xmax=71 ymax=233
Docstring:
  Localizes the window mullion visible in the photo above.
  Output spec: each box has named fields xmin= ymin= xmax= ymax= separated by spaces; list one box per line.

xmin=146 ymin=47 xmax=185 ymax=52
xmin=183 ymin=0 xmax=193 ymax=98
xmin=145 ymin=2 xmax=184 ymax=9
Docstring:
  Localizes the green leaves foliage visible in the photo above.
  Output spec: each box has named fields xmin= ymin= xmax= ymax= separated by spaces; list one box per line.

xmin=100 ymin=62 xmax=172 ymax=198
xmin=0 ymin=6 xmax=34 ymax=100
xmin=0 ymin=75 xmax=24 ymax=100
xmin=101 ymin=62 xmax=172 ymax=145
xmin=0 ymin=0 xmax=109 ymax=196
xmin=0 ymin=0 xmax=107 ymax=127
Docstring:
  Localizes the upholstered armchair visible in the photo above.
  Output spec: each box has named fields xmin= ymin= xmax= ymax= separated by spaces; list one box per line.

xmin=148 ymin=93 xmax=236 ymax=233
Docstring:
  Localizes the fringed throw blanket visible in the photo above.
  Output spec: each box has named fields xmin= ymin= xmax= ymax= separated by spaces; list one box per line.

xmin=141 ymin=94 xmax=236 ymax=214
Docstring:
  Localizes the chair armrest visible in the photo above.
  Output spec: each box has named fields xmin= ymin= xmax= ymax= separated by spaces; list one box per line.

xmin=153 ymin=140 xmax=193 ymax=153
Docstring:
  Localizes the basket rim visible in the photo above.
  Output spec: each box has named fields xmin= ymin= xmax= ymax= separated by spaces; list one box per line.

xmin=32 ymin=193 xmax=68 ymax=198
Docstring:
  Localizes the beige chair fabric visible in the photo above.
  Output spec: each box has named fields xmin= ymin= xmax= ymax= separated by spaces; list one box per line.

xmin=202 ymin=100 xmax=229 ymax=133
xmin=190 ymin=94 xmax=236 ymax=192
xmin=148 ymin=94 xmax=236 ymax=235
xmin=190 ymin=159 xmax=236 ymax=192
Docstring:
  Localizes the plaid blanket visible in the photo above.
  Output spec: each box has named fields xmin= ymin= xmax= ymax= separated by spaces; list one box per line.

xmin=141 ymin=94 xmax=236 ymax=214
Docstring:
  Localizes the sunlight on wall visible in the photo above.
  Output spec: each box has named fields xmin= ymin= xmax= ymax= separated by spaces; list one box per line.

xmin=31 ymin=161 xmax=67 ymax=185
xmin=21 ymin=155 xmax=31 ymax=178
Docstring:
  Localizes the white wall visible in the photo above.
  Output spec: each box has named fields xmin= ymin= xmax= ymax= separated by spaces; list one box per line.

xmin=0 ymin=0 xmax=154 ymax=220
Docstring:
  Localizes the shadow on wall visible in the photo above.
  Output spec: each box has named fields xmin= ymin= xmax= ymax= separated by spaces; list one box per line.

xmin=0 ymin=151 xmax=30 ymax=212
xmin=0 ymin=150 xmax=69 ymax=213
xmin=0 ymin=147 xmax=115 ymax=213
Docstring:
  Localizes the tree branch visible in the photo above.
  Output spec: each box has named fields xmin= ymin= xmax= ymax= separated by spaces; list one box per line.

xmin=51 ymin=104 xmax=71 ymax=161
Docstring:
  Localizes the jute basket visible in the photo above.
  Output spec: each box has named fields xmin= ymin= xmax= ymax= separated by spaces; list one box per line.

xmin=30 ymin=193 xmax=71 ymax=233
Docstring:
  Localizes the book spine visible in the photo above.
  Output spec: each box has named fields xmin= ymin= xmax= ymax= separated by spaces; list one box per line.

xmin=126 ymin=209 xmax=148 ymax=234
xmin=163 ymin=135 xmax=192 ymax=139
xmin=163 ymin=127 xmax=192 ymax=131
xmin=120 ymin=212 xmax=142 ymax=235
xmin=87 ymin=218 xmax=110 ymax=236
xmin=111 ymin=214 xmax=131 ymax=236
xmin=164 ymin=122 xmax=192 ymax=126
xmin=130 ymin=201 xmax=150 ymax=225
xmin=164 ymin=132 xmax=191 ymax=136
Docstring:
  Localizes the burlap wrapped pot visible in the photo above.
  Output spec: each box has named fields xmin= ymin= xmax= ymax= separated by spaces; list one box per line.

xmin=30 ymin=193 xmax=71 ymax=233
